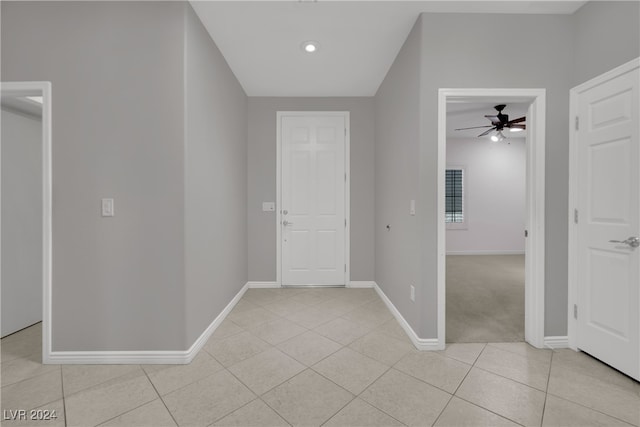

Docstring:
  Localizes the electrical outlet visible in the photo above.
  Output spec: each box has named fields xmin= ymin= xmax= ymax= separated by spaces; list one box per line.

xmin=410 ymin=285 xmax=415 ymax=302
xmin=101 ymin=198 xmax=114 ymax=217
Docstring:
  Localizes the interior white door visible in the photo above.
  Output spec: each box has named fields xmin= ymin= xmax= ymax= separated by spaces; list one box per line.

xmin=575 ymin=61 xmax=639 ymax=380
xmin=280 ymin=114 xmax=346 ymax=286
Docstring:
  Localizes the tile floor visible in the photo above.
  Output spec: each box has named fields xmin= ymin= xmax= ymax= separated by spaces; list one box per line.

xmin=1 ymin=287 xmax=639 ymax=427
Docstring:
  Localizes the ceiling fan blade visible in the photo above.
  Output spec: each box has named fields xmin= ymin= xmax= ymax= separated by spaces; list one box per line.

xmin=477 ymin=127 xmax=497 ymax=137
xmin=454 ymin=125 xmax=493 ymax=131
xmin=484 ymin=115 xmax=502 ymax=126
xmin=508 ymin=124 xmax=526 ymax=130
xmin=508 ymin=116 xmax=526 ymax=125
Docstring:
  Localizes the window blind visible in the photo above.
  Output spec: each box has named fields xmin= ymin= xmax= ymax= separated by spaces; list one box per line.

xmin=446 ymin=169 xmax=464 ymax=223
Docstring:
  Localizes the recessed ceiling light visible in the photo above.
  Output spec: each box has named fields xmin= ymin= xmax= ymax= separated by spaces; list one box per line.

xmin=301 ymin=41 xmax=319 ymax=54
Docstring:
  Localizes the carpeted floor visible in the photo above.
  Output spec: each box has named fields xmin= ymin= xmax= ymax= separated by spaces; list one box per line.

xmin=446 ymin=255 xmax=525 ymax=343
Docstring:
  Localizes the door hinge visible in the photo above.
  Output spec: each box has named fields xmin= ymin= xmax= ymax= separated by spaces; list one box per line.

xmin=344 ymin=264 xmax=347 ymax=272
xmin=345 ymin=218 xmax=347 ymax=227
xmin=574 ymin=304 xmax=578 ymax=319
xmin=575 ymin=116 xmax=579 ymax=131
xmin=574 ymin=208 xmax=579 ymax=224
xmin=524 ymin=229 xmax=528 ymax=238
xmin=345 ymin=172 xmax=347 ymax=182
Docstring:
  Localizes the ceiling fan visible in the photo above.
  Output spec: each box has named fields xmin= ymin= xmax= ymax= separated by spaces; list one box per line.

xmin=455 ymin=104 xmax=526 ymax=141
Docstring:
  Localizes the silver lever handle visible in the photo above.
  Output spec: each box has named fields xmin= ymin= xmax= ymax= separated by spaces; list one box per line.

xmin=609 ymin=236 xmax=639 ymax=248
xmin=282 ymin=220 xmax=294 ymax=226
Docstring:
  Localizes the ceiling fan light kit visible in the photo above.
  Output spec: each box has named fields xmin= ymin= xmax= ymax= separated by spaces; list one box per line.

xmin=454 ymin=104 xmax=526 ymax=142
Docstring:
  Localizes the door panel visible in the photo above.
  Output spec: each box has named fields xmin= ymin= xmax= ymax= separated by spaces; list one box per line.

xmin=281 ymin=114 xmax=346 ymax=286
xmin=575 ymin=63 xmax=639 ymax=380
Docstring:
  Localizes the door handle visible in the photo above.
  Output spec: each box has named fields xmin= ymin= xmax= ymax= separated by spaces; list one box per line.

xmin=282 ymin=220 xmax=294 ymax=226
xmin=609 ymin=236 xmax=639 ymax=248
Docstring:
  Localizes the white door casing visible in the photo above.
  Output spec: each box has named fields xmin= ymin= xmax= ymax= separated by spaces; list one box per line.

xmin=569 ymin=58 xmax=639 ymax=380
xmin=277 ymin=112 xmax=349 ymax=286
xmin=0 ymin=81 xmax=53 ymax=363
xmin=438 ymin=88 xmax=546 ymax=350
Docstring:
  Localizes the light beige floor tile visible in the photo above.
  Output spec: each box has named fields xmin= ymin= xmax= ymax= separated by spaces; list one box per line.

xmin=249 ymin=318 xmax=306 ymax=345
xmin=212 ymin=399 xmax=289 ymax=426
xmin=438 ymin=343 xmax=485 ymax=365
xmin=262 ymin=298 xmax=309 ymax=317
xmin=475 ymin=345 xmax=551 ymax=391
xmin=313 ymin=297 xmax=365 ymax=316
xmin=341 ymin=305 xmax=393 ymax=327
xmin=231 ymin=299 xmax=260 ymax=314
xmin=456 ymin=368 xmax=545 ymax=427
xmin=163 ymin=369 xmax=255 ymax=427
xmin=552 ymin=349 xmax=639 ymax=391
xmin=1 ymin=370 xmax=62 ymax=413
xmin=228 ymin=307 xmax=280 ymax=329
xmin=488 ymin=342 xmax=552 ymax=363
xmin=314 ymin=317 xmax=372 ymax=345
xmin=1 ymin=356 xmax=60 ymax=387
xmin=349 ymin=331 xmax=414 ymax=366
xmin=434 ymin=397 xmax=519 ymax=427
xmin=324 ymin=398 xmax=404 ymax=427
xmin=395 ymin=350 xmax=471 ymax=393
xmin=288 ymin=290 xmax=337 ymax=307
xmin=1 ymin=330 xmax=43 ymax=365
xmin=229 ymin=347 xmax=305 ymax=395
xmin=312 ymin=347 xmax=388 ymax=394
xmin=262 ymin=369 xmax=353 ymax=426
xmin=204 ymin=331 xmax=271 ymax=367
xmin=377 ymin=319 xmax=413 ymax=344
xmin=284 ymin=306 xmax=339 ymax=329
xmin=277 ymin=330 xmax=342 ymax=366
xmin=360 ymin=369 xmax=451 ymax=427
xmin=542 ymin=394 xmax=634 ymax=427
xmin=242 ymin=289 xmax=287 ymax=307
xmin=99 ymin=399 xmax=176 ymax=427
xmin=547 ymin=356 xmax=640 ymax=425
xmin=62 ymin=364 xmax=141 ymax=397
xmin=0 ymin=398 xmax=65 ymax=427
xmin=65 ymin=370 xmax=158 ymax=427
xmin=142 ymin=351 xmax=223 ymax=395
xmin=208 ymin=320 xmax=244 ymax=342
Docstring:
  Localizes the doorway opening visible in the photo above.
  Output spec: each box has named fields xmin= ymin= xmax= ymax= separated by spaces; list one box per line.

xmin=445 ymin=102 xmax=528 ymax=342
xmin=437 ymin=88 xmax=546 ymax=349
xmin=1 ymin=82 xmax=52 ymax=363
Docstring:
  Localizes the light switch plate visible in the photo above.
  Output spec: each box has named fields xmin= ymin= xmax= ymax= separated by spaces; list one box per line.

xmin=102 ymin=198 xmax=114 ymax=217
xmin=262 ymin=202 xmax=275 ymax=212
xmin=410 ymin=199 xmax=416 ymax=216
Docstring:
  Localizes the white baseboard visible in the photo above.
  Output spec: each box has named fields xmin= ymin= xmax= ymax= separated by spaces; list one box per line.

xmin=46 ymin=283 xmax=249 ymax=364
xmin=247 ymin=281 xmax=281 ymax=289
xmin=348 ymin=281 xmax=376 ymax=288
xmin=373 ymin=282 xmax=442 ymax=351
xmin=544 ymin=336 xmax=569 ymax=349
xmin=446 ymin=250 xmax=525 ymax=256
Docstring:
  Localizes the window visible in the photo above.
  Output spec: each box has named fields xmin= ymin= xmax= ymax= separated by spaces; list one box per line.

xmin=446 ymin=167 xmax=466 ymax=229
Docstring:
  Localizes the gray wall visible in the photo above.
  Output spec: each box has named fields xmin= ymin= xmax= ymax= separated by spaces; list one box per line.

xmin=573 ymin=1 xmax=640 ymax=86
xmin=377 ymin=4 xmax=639 ymax=339
xmin=1 ymin=106 xmax=42 ymax=337
xmin=419 ymin=13 xmax=574 ymax=338
xmin=184 ymin=5 xmax=248 ymax=345
xmin=1 ymin=1 xmax=187 ymax=351
xmin=247 ymin=98 xmax=375 ymax=282
xmin=374 ymin=19 xmax=424 ymax=335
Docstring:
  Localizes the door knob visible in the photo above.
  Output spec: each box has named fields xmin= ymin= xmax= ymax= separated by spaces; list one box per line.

xmin=609 ymin=236 xmax=639 ymax=248
xmin=282 ymin=220 xmax=294 ymax=226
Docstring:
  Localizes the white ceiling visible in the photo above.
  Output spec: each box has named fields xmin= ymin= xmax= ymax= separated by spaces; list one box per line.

xmin=190 ymin=1 xmax=586 ymax=97
xmin=447 ymin=102 xmax=529 ymax=140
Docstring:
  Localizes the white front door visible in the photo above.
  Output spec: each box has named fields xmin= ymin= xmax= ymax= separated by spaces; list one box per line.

xmin=573 ymin=59 xmax=639 ymax=380
xmin=280 ymin=113 xmax=347 ymax=286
